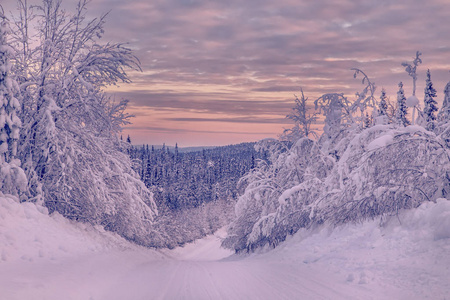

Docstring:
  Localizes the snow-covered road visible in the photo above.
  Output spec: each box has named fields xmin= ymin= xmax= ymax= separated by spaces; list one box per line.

xmin=101 ymin=256 xmax=372 ymax=300
xmin=0 ymin=225 xmax=374 ymax=300
xmin=0 ymin=227 xmax=427 ymax=300
xmin=98 ymin=229 xmax=372 ymax=300
xmin=1 ymin=234 xmax=375 ymax=300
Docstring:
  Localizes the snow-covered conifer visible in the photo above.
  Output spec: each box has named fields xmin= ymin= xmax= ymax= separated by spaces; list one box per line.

xmin=374 ymin=88 xmax=390 ymax=125
xmin=438 ymin=81 xmax=450 ymax=122
xmin=379 ymin=89 xmax=388 ymax=116
xmin=396 ymin=82 xmax=410 ymax=126
xmin=423 ymin=69 xmax=438 ymax=124
xmin=364 ymin=112 xmax=371 ymax=128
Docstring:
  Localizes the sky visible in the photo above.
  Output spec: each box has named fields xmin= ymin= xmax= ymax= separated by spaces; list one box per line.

xmin=5 ymin=0 xmax=450 ymax=147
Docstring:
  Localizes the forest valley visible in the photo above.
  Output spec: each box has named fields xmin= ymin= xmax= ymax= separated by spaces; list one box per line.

xmin=1 ymin=0 xmax=449 ymax=253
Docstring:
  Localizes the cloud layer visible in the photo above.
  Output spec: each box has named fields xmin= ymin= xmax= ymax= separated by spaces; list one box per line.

xmin=9 ymin=0 xmax=450 ymax=146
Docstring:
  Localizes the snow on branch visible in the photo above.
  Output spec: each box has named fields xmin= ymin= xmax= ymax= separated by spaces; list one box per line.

xmin=314 ymin=92 xmax=353 ymax=137
xmin=350 ymin=68 xmax=377 ymax=118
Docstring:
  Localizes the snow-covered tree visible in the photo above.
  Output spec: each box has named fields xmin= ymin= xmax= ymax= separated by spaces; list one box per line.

xmin=224 ymin=58 xmax=450 ymax=253
xmin=225 ymin=121 xmax=450 ymax=253
xmin=396 ymin=82 xmax=410 ymax=126
xmin=375 ymin=88 xmax=390 ymax=125
xmin=0 ymin=8 xmax=27 ymax=198
xmin=283 ymin=89 xmax=317 ymax=141
xmin=379 ymin=88 xmax=388 ymax=116
xmin=350 ymin=68 xmax=377 ymax=122
xmin=402 ymin=51 xmax=422 ymax=96
xmin=321 ymin=126 xmax=450 ymax=226
xmin=223 ymin=137 xmax=334 ymax=251
xmin=364 ymin=112 xmax=372 ymax=128
xmin=438 ymin=81 xmax=450 ymax=122
xmin=0 ymin=11 xmax=21 ymax=164
xmin=314 ymin=93 xmax=353 ymax=138
xmin=423 ymin=69 xmax=438 ymax=125
xmin=7 ymin=0 xmax=158 ymax=244
xmin=402 ymin=51 xmax=422 ymax=125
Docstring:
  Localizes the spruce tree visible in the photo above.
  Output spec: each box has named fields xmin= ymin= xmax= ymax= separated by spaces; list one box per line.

xmin=175 ymin=143 xmax=179 ymax=163
xmin=423 ymin=69 xmax=438 ymax=123
xmin=438 ymin=81 xmax=450 ymax=122
xmin=379 ymin=88 xmax=388 ymax=116
xmin=396 ymin=82 xmax=410 ymax=126
xmin=364 ymin=112 xmax=371 ymax=128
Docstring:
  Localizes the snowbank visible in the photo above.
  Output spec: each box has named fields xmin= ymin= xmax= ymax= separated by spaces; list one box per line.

xmin=0 ymin=194 xmax=149 ymax=263
xmin=262 ymin=198 xmax=450 ymax=299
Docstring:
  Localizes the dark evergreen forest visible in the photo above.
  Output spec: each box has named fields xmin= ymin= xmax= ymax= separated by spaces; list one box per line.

xmin=127 ymin=142 xmax=264 ymax=247
xmin=129 ymin=142 xmax=261 ymax=211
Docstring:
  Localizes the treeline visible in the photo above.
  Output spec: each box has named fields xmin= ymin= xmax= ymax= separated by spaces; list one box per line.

xmin=129 ymin=143 xmax=259 ymax=210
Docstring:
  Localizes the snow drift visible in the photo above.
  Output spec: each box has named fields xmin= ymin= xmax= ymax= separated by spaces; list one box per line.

xmin=0 ymin=193 xmax=147 ymax=263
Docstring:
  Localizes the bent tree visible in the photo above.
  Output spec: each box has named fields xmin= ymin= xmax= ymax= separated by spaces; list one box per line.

xmin=8 ymin=0 xmax=158 ymax=245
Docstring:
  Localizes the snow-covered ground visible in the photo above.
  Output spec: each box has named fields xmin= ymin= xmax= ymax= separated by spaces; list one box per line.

xmin=1 ymin=194 xmax=449 ymax=300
